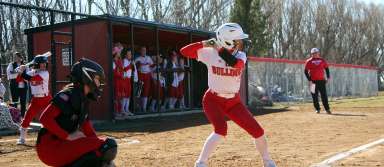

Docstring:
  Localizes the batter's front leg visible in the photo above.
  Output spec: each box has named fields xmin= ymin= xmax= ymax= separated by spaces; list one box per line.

xmin=225 ymin=102 xmax=277 ymax=167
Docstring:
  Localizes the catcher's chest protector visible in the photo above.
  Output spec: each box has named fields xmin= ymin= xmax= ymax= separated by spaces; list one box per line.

xmin=53 ymin=86 xmax=90 ymax=134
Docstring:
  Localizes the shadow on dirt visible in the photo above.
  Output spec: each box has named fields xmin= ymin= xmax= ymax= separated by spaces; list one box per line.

xmin=95 ymin=107 xmax=291 ymax=133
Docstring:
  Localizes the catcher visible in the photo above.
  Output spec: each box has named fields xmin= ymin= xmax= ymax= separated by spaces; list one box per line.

xmin=36 ymin=58 xmax=117 ymax=167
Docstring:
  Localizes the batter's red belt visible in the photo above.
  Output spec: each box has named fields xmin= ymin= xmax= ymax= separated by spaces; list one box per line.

xmin=209 ymin=89 xmax=236 ymax=99
xmin=33 ymin=93 xmax=49 ymax=98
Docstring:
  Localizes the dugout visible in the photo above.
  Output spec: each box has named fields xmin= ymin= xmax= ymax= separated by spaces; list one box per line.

xmin=24 ymin=15 xmax=215 ymax=120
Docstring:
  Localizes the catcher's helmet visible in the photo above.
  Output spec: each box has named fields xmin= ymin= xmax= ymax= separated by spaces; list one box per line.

xmin=69 ymin=58 xmax=105 ymax=100
xmin=216 ymin=23 xmax=249 ymax=50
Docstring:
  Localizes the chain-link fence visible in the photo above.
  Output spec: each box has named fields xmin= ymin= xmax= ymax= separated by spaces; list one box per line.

xmin=248 ymin=57 xmax=379 ymax=107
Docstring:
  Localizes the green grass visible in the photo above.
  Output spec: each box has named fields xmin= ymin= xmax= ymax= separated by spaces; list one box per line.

xmin=282 ymin=91 xmax=384 ymax=108
xmin=329 ymin=95 xmax=384 ymax=108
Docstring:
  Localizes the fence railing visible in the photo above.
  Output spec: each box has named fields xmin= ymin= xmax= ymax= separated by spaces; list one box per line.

xmin=247 ymin=57 xmax=378 ymax=107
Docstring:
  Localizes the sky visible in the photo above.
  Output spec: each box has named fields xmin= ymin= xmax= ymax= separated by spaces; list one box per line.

xmin=358 ymin=0 xmax=384 ymax=5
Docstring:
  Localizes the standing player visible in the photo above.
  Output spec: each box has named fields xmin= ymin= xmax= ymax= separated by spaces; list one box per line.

xmin=177 ymin=58 xmax=186 ymax=109
xmin=6 ymin=52 xmax=27 ymax=116
xmin=166 ymin=52 xmax=180 ymax=109
xmin=121 ymin=49 xmax=137 ymax=116
xmin=135 ymin=46 xmax=154 ymax=112
xmin=180 ymin=23 xmax=276 ymax=167
xmin=16 ymin=53 xmax=52 ymax=145
xmin=36 ymin=58 xmax=117 ymax=167
xmin=149 ymin=54 xmax=166 ymax=112
xmin=304 ymin=48 xmax=331 ymax=114
xmin=112 ymin=52 xmax=125 ymax=119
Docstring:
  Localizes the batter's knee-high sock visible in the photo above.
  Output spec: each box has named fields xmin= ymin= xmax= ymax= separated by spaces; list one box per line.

xmin=169 ymin=98 xmax=176 ymax=109
xmin=254 ymin=135 xmax=272 ymax=161
xmin=196 ymin=132 xmax=224 ymax=163
xmin=125 ymin=98 xmax=131 ymax=112
xmin=120 ymin=99 xmax=126 ymax=113
xmin=150 ymin=100 xmax=156 ymax=112
xmin=179 ymin=96 xmax=185 ymax=109
xmin=142 ymin=97 xmax=148 ymax=111
xmin=162 ymin=98 xmax=169 ymax=109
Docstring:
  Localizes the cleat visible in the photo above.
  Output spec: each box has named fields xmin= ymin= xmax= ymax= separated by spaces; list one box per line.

xmin=195 ymin=161 xmax=207 ymax=167
xmin=263 ymin=159 xmax=277 ymax=167
xmin=326 ymin=110 xmax=332 ymax=114
xmin=17 ymin=128 xmax=27 ymax=145
xmin=16 ymin=138 xmax=25 ymax=145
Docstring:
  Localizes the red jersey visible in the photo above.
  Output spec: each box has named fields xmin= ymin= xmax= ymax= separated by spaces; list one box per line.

xmin=304 ymin=57 xmax=328 ymax=81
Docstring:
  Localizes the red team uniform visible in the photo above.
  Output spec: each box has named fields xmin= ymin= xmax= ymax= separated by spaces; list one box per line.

xmin=180 ymin=42 xmax=264 ymax=138
xmin=180 ymin=23 xmax=276 ymax=167
xmin=135 ymin=53 xmax=154 ymax=111
xmin=135 ymin=55 xmax=153 ymax=97
xmin=113 ymin=59 xmax=124 ymax=112
xmin=122 ymin=58 xmax=134 ymax=97
xmin=20 ymin=69 xmax=52 ymax=128
xmin=17 ymin=54 xmax=52 ymax=145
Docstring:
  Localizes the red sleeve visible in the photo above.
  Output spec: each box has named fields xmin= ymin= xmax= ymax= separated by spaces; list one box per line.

xmin=39 ymin=104 xmax=69 ymax=140
xmin=304 ymin=60 xmax=310 ymax=70
xmin=81 ymin=119 xmax=97 ymax=137
xmin=16 ymin=74 xmax=24 ymax=83
xmin=30 ymin=75 xmax=44 ymax=82
xmin=113 ymin=64 xmax=123 ymax=78
xmin=123 ymin=66 xmax=130 ymax=71
xmin=323 ymin=59 xmax=329 ymax=68
xmin=180 ymin=42 xmax=204 ymax=59
xmin=233 ymin=59 xmax=245 ymax=69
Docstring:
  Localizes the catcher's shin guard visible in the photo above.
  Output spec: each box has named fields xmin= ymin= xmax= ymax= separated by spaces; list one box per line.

xmin=100 ymin=138 xmax=118 ymax=162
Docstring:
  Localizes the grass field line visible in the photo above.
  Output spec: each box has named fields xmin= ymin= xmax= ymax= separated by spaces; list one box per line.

xmin=310 ymin=137 xmax=384 ymax=167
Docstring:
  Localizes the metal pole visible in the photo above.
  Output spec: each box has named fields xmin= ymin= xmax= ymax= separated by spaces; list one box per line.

xmin=188 ymin=33 xmax=193 ymax=109
xmin=130 ymin=23 xmax=136 ymax=113
xmin=50 ymin=11 xmax=57 ymax=95
xmin=107 ymin=21 xmax=114 ymax=120
xmin=71 ymin=14 xmax=75 ymax=66
xmin=155 ymin=27 xmax=160 ymax=112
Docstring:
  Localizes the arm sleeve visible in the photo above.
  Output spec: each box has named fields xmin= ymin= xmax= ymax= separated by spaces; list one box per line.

xmin=325 ymin=68 xmax=330 ymax=79
xmin=218 ymin=49 xmax=238 ymax=67
xmin=39 ymin=104 xmax=69 ymax=140
xmin=21 ymin=71 xmax=33 ymax=81
xmin=180 ymin=42 xmax=204 ymax=59
xmin=133 ymin=64 xmax=139 ymax=82
xmin=304 ymin=69 xmax=311 ymax=81
xmin=233 ymin=52 xmax=247 ymax=69
xmin=233 ymin=59 xmax=245 ymax=69
xmin=81 ymin=119 xmax=97 ymax=137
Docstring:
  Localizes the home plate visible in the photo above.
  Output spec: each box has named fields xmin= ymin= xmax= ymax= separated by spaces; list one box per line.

xmin=119 ymin=138 xmax=140 ymax=145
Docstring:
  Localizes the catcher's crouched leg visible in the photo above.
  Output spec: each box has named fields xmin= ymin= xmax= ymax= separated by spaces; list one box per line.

xmin=67 ymin=138 xmax=118 ymax=167
xmin=100 ymin=138 xmax=118 ymax=165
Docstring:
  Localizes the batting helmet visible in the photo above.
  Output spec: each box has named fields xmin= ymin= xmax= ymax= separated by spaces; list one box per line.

xmin=69 ymin=58 xmax=105 ymax=100
xmin=216 ymin=23 xmax=249 ymax=50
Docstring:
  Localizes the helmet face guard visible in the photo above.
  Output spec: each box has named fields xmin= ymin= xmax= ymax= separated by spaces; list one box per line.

xmin=216 ymin=23 xmax=250 ymax=51
xmin=240 ymin=39 xmax=252 ymax=53
xmin=70 ymin=58 xmax=106 ymax=101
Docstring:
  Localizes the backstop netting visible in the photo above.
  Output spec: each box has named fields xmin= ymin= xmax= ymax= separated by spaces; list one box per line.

xmin=247 ymin=57 xmax=378 ymax=106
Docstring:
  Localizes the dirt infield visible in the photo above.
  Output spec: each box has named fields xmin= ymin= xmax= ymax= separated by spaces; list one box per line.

xmin=0 ymin=94 xmax=383 ymax=167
